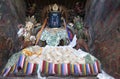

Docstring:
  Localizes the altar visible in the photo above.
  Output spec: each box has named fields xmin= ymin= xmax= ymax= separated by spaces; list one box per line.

xmin=2 ymin=45 xmax=101 ymax=77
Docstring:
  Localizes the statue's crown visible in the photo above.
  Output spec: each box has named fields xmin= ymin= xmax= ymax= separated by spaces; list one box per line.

xmin=52 ymin=4 xmax=58 ymax=11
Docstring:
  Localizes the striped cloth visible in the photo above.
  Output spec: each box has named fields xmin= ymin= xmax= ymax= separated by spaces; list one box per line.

xmin=40 ymin=60 xmax=101 ymax=76
xmin=2 ymin=67 xmax=11 ymax=77
xmin=2 ymin=55 xmax=101 ymax=76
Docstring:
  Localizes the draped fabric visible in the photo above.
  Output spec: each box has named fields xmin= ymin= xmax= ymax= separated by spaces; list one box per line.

xmin=1 ymin=46 xmax=101 ymax=77
xmin=1 ymin=54 xmax=101 ymax=77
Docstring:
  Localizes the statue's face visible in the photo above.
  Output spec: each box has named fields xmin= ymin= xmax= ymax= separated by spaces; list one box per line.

xmin=25 ymin=21 xmax=33 ymax=31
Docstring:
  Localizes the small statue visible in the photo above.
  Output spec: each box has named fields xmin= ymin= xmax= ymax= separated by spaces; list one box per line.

xmin=26 ymin=3 xmax=36 ymax=17
xmin=74 ymin=2 xmax=85 ymax=17
xmin=17 ymin=22 xmax=36 ymax=48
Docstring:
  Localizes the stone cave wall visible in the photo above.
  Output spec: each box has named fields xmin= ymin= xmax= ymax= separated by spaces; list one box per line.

xmin=0 ymin=0 xmax=26 ymax=71
xmin=85 ymin=0 xmax=120 ymax=78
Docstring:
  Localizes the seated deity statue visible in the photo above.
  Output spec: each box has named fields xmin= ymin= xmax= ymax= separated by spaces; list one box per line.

xmin=48 ymin=4 xmax=61 ymax=28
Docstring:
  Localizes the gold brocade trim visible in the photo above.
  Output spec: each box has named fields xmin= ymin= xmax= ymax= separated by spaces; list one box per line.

xmin=22 ymin=48 xmax=42 ymax=56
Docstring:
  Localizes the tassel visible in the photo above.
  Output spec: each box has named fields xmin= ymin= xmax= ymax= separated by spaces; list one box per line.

xmin=33 ymin=63 xmax=39 ymax=73
xmin=67 ymin=63 xmax=70 ymax=75
xmin=70 ymin=64 xmax=74 ymax=75
xmin=61 ymin=63 xmax=65 ymax=75
xmin=17 ymin=54 xmax=25 ymax=69
xmin=90 ymin=63 xmax=94 ymax=74
xmin=26 ymin=62 xmax=34 ymax=75
xmin=62 ymin=63 xmax=68 ymax=76
xmin=41 ymin=60 xmax=46 ymax=74
xmin=48 ymin=63 xmax=52 ymax=74
xmin=45 ymin=61 xmax=49 ymax=74
xmin=74 ymin=64 xmax=79 ymax=75
xmin=23 ymin=60 xmax=28 ymax=74
xmin=65 ymin=63 xmax=68 ymax=75
xmin=10 ymin=64 xmax=16 ymax=73
xmin=3 ymin=67 xmax=11 ymax=77
xmin=79 ymin=64 xmax=82 ymax=75
xmin=86 ymin=64 xmax=91 ymax=75
xmin=96 ymin=61 xmax=101 ymax=73
xmin=54 ymin=64 xmax=58 ymax=74
xmin=82 ymin=64 xmax=86 ymax=75
xmin=52 ymin=63 xmax=55 ymax=74
xmin=48 ymin=62 xmax=55 ymax=74
xmin=58 ymin=64 xmax=61 ymax=75
xmin=93 ymin=61 xmax=99 ymax=74
xmin=14 ymin=64 xmax=18 ymax=73
xmin=1 ymin=69 xmax=5 ymax=75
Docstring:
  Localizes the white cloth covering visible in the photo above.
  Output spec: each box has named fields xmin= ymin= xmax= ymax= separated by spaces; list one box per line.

xmin=97 ymin=70 xmax=115 ymax=79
